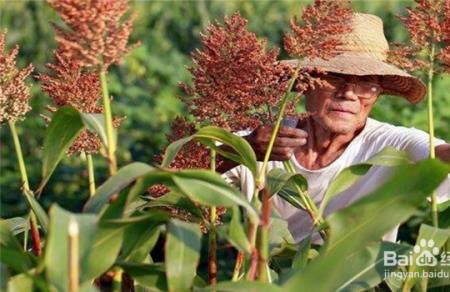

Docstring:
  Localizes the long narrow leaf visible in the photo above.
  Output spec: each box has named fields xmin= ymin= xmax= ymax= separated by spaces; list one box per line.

xmin=83 ymin=162 xmax=154 ymax=213
xmin=165 ymin=219 xmax=201 ymax=292
xmin=38 ymin=107 xmax=84 ymax=193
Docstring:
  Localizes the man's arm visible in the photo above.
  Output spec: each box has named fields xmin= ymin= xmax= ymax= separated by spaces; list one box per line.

xmin=436 ymin=144 xmax=450 ymax=163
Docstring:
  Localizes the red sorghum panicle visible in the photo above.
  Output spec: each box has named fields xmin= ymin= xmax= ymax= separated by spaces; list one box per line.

xmin=387 ymin=43 xmax=429 ymax=71
xmin=182 ymin=12 xmax=292 ymax=131
xmin=439 ymin=0 xmax=450 ymax=72
xmin=283 ymin=0 xmax=352 ymax=92
xmin=284 ymin=0 xmax=353 ymax=61
xmin=38 ymin=51 xmax=123 ymax=155
xmin=390 ymin=0 xmax=449 ymax=73
xmin=0 ymin=32 xmax=33 ymax=124
xmin=48 ymin=0 xmax=139 ymax=72
xmin=39 ymin=52 xmax=103 ymax=113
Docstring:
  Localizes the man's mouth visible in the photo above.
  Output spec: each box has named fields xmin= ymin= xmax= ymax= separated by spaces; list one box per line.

xmin=328 ymin=106 xmax=356 ymax=115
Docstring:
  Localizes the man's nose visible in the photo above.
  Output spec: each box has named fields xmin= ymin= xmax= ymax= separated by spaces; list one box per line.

xmin=336 ymin=83 xmax=358 ymax=101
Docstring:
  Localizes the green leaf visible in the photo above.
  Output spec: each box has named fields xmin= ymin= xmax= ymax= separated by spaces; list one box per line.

xmin=23 ymin=190 xmax=49 ymax=233
xmin=266 ymin=168 xmax=307 ymax=197
xmin=318 ymin=147 xmax=411 ymax=216
xmin=194 ymin=126 xmax=258 ymax=176
xmin=336 ymin=242 xmax=411 ymax=291
xmin=218 ymin=206 xmax=251 ymax=254
xmin=165 ymin=219 xmax=201 ymax=292
xmin=119 ymin=222 xmax=160 ymax=263
xmin=162 ymin=126 xmax=258 ymax=176
xmin=38 ymin=107 xmax=84 ymax=193
xmin=142 ymin=191 xmax=204 ymax=220
xmin=172 ymin=170 xmax=259 ymax=221
xmin=117 ymin=262 xmax=167 ymax=291
xmin=161 ymin=136 xmax=193 ymax=168
xmin=200 ymin=280 xmax=283 ymax=292
xmin=130 ymin=169 xmax=259 ymax=222
xmin=2 ymin=217 xmax=28 ymax=235
xmin=291 ymin=236 xmax=311 ymax=271
xmin=45 ymin=205 xmax=97 ymax=292
xmin=83 ymin=162 xmax=154 ymax=213
xmin=80 ymin=113 xmax=108 ymax=147
xmin=283 ymin=159 xmax=450 ymax=291
xmin=0 ymin=221 xmax=34 ymax=273
xmin=402 ymin=224 xmax=450 ymax=291
xmin=7 ymin=273 xmax=34 ymax=292
xmin=269 ymin=212 xmax=295 ymax=254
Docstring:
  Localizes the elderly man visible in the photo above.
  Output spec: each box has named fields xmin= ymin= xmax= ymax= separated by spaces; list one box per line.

xmin=219 ymin=13 xmax=450 ymax=243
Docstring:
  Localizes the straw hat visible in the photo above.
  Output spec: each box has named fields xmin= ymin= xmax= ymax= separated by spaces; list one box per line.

xmin=283 ymin=13 xmax=426 ymax=104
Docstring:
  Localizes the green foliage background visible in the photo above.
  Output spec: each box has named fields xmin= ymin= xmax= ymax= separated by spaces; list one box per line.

xmin=1 ymin=0 xmax=449 ymax=219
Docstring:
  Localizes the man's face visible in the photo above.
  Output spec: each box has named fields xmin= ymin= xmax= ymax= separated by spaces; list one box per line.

xmin=304 ymin=73 xmax=381 ymax=134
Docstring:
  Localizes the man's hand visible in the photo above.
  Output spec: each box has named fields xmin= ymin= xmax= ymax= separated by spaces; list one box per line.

xmin=246 ymin=125 xmax=308 ymax=161
xmin=436 ymin=144 xmax=450 ymax=163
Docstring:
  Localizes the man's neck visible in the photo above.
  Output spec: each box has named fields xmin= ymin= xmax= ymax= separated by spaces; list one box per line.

xmin=295 ymin=117 xmax=363 ymax=170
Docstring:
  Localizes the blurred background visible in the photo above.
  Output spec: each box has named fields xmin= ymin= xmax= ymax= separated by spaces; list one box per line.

xmin=1 ymin=0 xmax=449 ymax=221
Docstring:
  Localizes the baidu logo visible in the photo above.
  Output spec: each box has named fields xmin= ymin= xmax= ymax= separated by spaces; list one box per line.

xmin=384 ymin=239 xmax=443 ymax=267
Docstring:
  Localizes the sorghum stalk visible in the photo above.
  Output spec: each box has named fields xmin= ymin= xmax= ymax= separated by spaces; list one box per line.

xmin=8 ymin=120 xmax=42 ymax=256
xmin=85 ymin=153 xmax=96 ymax=197
xmin=257 ymin=188 xmax=271 ymax=282
xmin=427 ymin=42 xmax=438 ymax=227
xmin=68 ymin=217 xmax=79 ymax=292
xmin=100 ymin=72 xmax=117 ymax=175
xmin=208 ymin=149 xmax=218 ymax=285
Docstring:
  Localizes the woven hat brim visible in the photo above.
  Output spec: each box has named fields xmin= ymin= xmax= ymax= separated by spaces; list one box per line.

xmin=282 ymin=54 xmax=426 ymax=104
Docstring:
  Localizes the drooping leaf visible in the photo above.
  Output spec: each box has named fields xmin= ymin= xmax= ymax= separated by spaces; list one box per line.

xmin=83 ymin=162 xmax=154 ymax=213
xmin=194 ymin=126 xmax=258 ymax=176
xmin=2 ymin=217 xmax=28 ymax=235
xmin=80 ymin=113 xmax=108 ymax=147
xmin=129 ymin=169 xmax=259 ymax=223
xmin=38 ymin=107 xmax=84 ymax=193
xmin=142 ymin=191 xmax=204 ymax=220
xmin=172 ymin=170 xmax=259 ymax=221
xmin=161 ymin=136 xmax=193 ymax=168
xmin=283 ymin=159 xmax=450 ymax=291
xmin=165 ymin=219 xmax=201 ymax=292
xmin=23 ymin=190 xmax=49 ymax=233
xmin=161 ymin=126 xmax=258 ymax=176
xmin=318 ymin=147 xmax=412 ymax=216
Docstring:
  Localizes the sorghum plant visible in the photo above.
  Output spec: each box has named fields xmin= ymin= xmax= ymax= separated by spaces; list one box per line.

xmin=48 ymin=0 xmax=139 ymax=175
xmin=387 ymin=0 xmax=450 ymax=227
xmin=0 ymin=31 xmax=42 ymax=256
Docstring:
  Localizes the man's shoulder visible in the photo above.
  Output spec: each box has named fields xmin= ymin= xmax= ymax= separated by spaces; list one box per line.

xmin=363 ymin=118 xmax=427 ymax=141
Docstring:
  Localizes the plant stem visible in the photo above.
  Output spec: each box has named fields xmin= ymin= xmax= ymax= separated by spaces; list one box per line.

xmin=85 ymin=153 xmax=96 ymax=197
xmin=427 ymin=43 xmax=438 ymax=227
xmin=9 ymin=120 xmax=42 ymax=256
xmin=68 ymin=217 xmax=79 ymax=292
xmin=257 ymin=188 xmax=271 ymax=282
xmin=252 ymin=67 xmax=300 ymax=281
xmin=208 ymin=149 xmax=218 ymax=285
xmin=255 ymin=68 xmax=300 ymax=189
xmin=100 ymin=72 xmax=117 ymax=175
xmin=232 ymin=252 xmax=244 ymax=281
